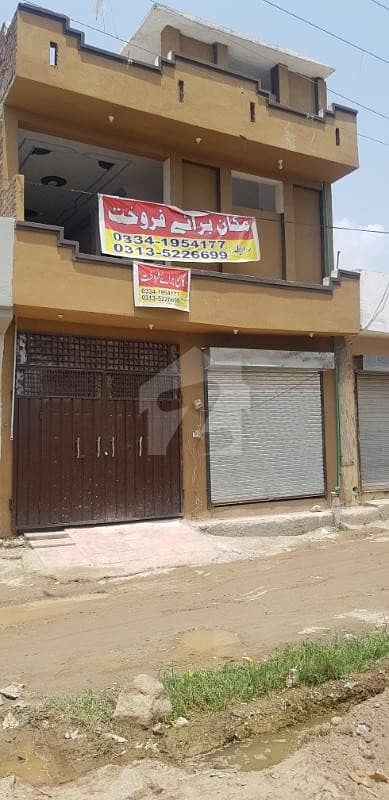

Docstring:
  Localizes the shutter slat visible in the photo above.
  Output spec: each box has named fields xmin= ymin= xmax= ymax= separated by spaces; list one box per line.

xmin=207 ymin=367 xmax=325 ymax=503
xmin=358 ymin=374 xmax=389 ymax=489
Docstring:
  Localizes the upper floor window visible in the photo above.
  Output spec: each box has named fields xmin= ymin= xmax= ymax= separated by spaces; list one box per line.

xmin=232 ymin=172 xmax=283 ymax=213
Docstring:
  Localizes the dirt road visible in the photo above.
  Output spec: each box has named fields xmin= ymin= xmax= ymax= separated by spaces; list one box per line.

xmin=0 ymin=526 xmax=388 ymax=695
xmin=2 ymin=690 xmax=389 ymax=798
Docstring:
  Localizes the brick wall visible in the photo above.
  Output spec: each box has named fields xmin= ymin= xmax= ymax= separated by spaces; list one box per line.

xmin=0 ymin=173 xmax=23 ymax=218
xmin=0 ymin=16 xmax=17 ymax=219
xmin=0 ymin=17 xmax=17 ymax=103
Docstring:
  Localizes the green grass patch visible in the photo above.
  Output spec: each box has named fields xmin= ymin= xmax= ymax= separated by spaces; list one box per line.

xmin=162 ymin=631 xmax=389 ymax=718
xmin=40 ymin=688 xmax=118 ymax=731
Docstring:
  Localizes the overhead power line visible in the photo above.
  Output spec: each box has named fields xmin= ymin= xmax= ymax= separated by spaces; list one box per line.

xmin=34 ymin=13 xmax=389 ymax=148
xmin=259 ymin=0 xmax=389 ymax=66
xmin=66 ymin=15 xmax=389 ymax=129
xmin=65 ymin=13 xmax=387 ymax=115
xmin=24 ymin=181 xmax=389 ymax=235
xmin=328 ymin=90 xmax=389 ymax=121
xmin=69 ymin=16 xmax=148 ymax=52
xmin=368 ymin=0 xmax=389 ymax=11
xmin=359 ymin=132 xmax=389 ymax=146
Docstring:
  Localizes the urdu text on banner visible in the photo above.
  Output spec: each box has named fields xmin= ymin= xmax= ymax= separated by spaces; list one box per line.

xmin=98 ymin=195 xmax=260 ymax=264
xmin=133 ymin=262 xmax=191 ymax=312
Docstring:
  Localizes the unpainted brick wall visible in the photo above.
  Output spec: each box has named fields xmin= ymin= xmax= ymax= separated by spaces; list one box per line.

xmin=0 ymin=17 xmax=17 ymax=218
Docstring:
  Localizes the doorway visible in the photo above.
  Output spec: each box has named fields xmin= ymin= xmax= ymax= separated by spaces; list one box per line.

xmin=13 ymin=333 xmax=182 ymax=530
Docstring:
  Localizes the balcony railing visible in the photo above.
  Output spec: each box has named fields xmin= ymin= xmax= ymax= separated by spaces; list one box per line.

xmin=13 ymin=219 xmax=361 ymax=338
xmin=15 ymin=177 xmax=291 ymax=282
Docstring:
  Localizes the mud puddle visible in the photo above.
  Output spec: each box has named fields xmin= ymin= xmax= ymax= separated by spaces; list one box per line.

xmin=201 ymin=715 xmax=328 ymax=773
xmin=171 ymin=629 xmax=242 ymax=661
xmin=0 ymin=735 xmax=51 ymax=785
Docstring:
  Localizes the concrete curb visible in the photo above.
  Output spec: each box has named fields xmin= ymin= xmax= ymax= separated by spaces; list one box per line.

xmin=197 ymin=503 xmax=385 ymax=538
xmin=197 ymin=510 xmax=333 ymax=538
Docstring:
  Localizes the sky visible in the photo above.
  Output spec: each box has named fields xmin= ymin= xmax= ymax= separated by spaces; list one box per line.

xmin=2 ymin=0 xmax=389 ymax=271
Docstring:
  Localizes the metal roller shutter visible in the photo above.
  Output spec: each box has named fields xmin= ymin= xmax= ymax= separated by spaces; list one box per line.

xmin=207 ymin=367 xmax=325 ymax=504
xmin=358 ymin=374 xmax=389 ymax=489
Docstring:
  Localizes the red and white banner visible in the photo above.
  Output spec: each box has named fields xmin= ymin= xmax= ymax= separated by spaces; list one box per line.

xmin=98 ymin=194 xmax=260 ymax=264
xmin=133 ymin=262 xmax=191 ymax=312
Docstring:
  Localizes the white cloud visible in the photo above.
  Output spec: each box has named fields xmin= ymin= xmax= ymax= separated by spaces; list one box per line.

xmin=333 ymin=217 xmax=389 ymax=273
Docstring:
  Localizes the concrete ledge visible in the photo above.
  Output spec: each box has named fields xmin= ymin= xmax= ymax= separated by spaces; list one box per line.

xmin=341 ymin=506 xmax=381 ymax=526
xmin=364 ymin=499 xmax=389 ymax=521
xmin=197 ymin=509 xmax=333 ymax=538
xmin=198 ymin=503 xmax=384 ymax=538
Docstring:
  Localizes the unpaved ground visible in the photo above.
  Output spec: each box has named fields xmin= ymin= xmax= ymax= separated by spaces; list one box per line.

xmin=2 ymin=689 xmax=389 ymax=799
xmin=0 ymin=665 xmax=383 ymax=785
xmin=0 ymin=521 xmax=340 ymax=608
xmin=162 ymin=666 xmax=387 ymax=760
xmin=0 ymin=523 xmax=388 ymax=695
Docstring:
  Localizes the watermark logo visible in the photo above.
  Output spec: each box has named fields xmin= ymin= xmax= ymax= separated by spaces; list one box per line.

xmin=138 ymin=347 xmax=251 ymax=457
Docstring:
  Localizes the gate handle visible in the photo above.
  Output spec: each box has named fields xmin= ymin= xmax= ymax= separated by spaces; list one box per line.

xmin=76 ymin=437 xmax=81 ymax=459
xmin=111 ymin=436 xmax=115 ymax=458
xmin=139 ymin=435 xmax=143 ymax=457
xmin=97 ymin=436 xmax=101 ymax=458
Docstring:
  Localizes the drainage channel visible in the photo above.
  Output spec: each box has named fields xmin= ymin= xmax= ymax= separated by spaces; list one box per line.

xmin=200 ymin=714 xmax=331 ymax=773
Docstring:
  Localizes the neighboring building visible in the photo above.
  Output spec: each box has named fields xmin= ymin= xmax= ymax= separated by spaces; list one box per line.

xmin=350 ymin=269 xmax=389 ymax=496
xmin=0 ymin=2 xmax=363 ymax=536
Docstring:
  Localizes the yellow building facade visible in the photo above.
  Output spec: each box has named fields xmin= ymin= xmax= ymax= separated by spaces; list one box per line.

xmin=0 ymin=3 xmax=367 ymax=535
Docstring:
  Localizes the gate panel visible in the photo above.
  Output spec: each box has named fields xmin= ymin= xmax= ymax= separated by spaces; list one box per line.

xmin=149 ymin=400 xmax=164 ymax=518
xmin=42 ymin=398 xmax=62 ymax=526
xmin=60 ymin=399 xmax=74 ymax=526
xmin=134 ymin=407 xmax=147 ymax=520
xmin=90 ymin=400 xmax=105 ymax=524
xmin=161 ymin=397 xmax=182 ymax=517
xmin=14 ymin=333 xmax=182 ymax=530
xmin=124 ymin=400 xmax=137 ymax=522
xmin=15 ymin=398 xmax=42 ymax=530
xmin=111 ymin=400 xmax=127 ymax=523
xmin=70 ymin=398 xmax=84 ymax=525
xmin=80 ymin=399 xmax=98 ymax=524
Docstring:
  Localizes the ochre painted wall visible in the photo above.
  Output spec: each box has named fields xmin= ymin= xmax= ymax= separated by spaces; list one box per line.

xmin=352 ymin=336 xmax=389 ymax=357
xmin=293 ymin=186 xmax=323 ymax=284
xmin=289 ymin=72 xmax=317 ymax=115
xmin=13 ymin=227 xmax=360 ymax=336
xmin=160 ymin=26 xmax=227 ymax=66
xmin=182 ymin=161 xmax=221 ymax=273
xmin=160 ymin=25 xmax=180 ymax=59
xmin=10 ymin=108 xmax=329 ymax=286
xmin=271 ymin=66 xmax=325 ymax=117
xmin=180 ymin=34 xmax=214 ymax=64
xmin=182 ymin=161 xmax=220 ymax=211
xmin=0 ymin=317 xmax=338 ymax=535
xmin=6 ymin=10 xmax=358 ymax=184
xmin=232 ymin=207 xmax=283 ymax=280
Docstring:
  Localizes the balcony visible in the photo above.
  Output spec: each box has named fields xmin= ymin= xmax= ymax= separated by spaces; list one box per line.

xmin=5 ymin=123 xmax=360 ymax=334
xmin=3 ymin=5 xmax=358 ymax=184
xmin=13 ymin=220 xmax=360 ymax=336
xmin=14 ymin=130 xmax=322 ymax=285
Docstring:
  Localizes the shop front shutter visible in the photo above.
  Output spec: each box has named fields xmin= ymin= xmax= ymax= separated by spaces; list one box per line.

xmin=358 ymin=373 xmax=389 ymax=489
xmin=206 ymin=366 xmax=325 ymax=504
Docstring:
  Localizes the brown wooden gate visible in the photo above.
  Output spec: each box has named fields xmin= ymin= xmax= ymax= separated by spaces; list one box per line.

xmin=13 ymin=333 xmax=182 ymax=531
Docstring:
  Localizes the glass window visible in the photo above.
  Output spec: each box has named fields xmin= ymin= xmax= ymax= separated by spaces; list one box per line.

xmin=232 ymin=177 xmax=279 ymax=212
